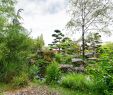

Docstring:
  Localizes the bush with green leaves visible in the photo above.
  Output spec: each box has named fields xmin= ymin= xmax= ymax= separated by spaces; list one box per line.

xmin=46 ymin=61 xmax=61 ymax=84
xmin=12 ymin=72 xmax=28 ymax=88
xmin=28 ymin=64 xmax=39 ymax=80
xmin=55 ymin=53 xmax=63 ymax=63
xmin=99 ymin=42 xmax=113 ymax=60
xmin=37 ymin=59 xmax=50 ymax=78
xmin=62 ymin=55 xmax=72 ymax=64
xmin=55 ymin=53 xmax=72 ymax=64
xmin=61 ymin=73 xmax=94 ymax=91
xmin=0 ymin=0 xmax=33 ymax=83
xmin=86 ymin=61 xmax=113 ymax=95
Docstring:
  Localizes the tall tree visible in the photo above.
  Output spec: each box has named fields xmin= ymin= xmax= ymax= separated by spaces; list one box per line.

xmin=67 ymin=0 xmax=113 ymax=59
xmin=0 ymin=0 xmax=32 ymax=83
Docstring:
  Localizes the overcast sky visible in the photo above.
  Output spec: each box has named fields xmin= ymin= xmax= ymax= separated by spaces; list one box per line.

xmin=16 ymin=0 xmax=113 ymax=45
xmin=16 ymin=0 xmax=69 ymax=45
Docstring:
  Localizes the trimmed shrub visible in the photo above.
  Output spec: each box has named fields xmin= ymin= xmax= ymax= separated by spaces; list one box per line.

xmin=46 ymin=61 xmax=61 ymax=84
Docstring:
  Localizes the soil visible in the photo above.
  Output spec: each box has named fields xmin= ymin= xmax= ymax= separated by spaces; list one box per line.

xmin=4 ymin=86 xmax=59 ymax=95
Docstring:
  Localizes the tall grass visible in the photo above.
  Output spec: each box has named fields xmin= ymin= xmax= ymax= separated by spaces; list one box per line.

xmin=61 ymin=73 xmax=95 ymax=91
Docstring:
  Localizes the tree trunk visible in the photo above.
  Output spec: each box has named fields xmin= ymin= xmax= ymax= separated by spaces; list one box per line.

xmin=82 ymin=23 xmax=85 ymax=60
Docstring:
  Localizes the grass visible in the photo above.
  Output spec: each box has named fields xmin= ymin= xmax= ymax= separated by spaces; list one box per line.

xmin=49 ymin=85 xmax=96 ymax=95
xmin=0 ymin=79 xmax=97 ymax=95
xmin=0 ymin=83 xmax=10 ymax=95
xmin=61 ymin=73 xmax=95 ymax=91
xmin=31 ymin=79 xmax=97 ymax=95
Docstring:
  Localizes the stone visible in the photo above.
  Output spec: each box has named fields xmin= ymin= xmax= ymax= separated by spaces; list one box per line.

xmin=85 ymin=52 xmax=94 ymax=58
xmin=59 ymin=64 xmax=73 ymax=73
xmin=72 ymin=58 xmax=85 ymax=67
xmin=59 ymin=64 xmax=84 ymax=73
xmin=88 ymin=57 xmax=98 ymax=61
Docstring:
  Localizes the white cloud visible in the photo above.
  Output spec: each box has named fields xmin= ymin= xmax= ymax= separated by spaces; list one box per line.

xmin=16 ymin=0 xmax=69 ymax=45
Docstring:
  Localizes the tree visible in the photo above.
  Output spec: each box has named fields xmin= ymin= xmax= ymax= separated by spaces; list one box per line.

xmin=35 ymin=34 xmax=45 ymax=51
xmin=67 ymin=0 xmax=113 ymax=59
xmin=0 ymin=0 xmax=32 ymax=83
xmin=61 ymin=37 xmax=80 ymax=55
xmin=85 ymin=32 xmax=102 ymax=57
xmin=49 ymin=30 xmax=64 ymax=52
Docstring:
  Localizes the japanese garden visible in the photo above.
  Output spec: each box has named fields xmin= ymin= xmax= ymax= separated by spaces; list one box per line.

xmin=0 ymin=0 xmax=113 ymax=95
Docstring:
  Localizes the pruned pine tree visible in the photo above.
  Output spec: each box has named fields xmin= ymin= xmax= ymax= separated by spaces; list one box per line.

xmin=50 ymin=30 xmax=64 ymax=52
xmin=67 ymin=0 xmax=113 ymax=59
xmin=85 ymin=32 xmax=102 ymax=57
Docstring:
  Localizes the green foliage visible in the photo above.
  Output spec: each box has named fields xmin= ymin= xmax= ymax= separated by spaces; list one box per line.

xmin=85 ymin=42 xmax=113 ymax=94
xmin=54 ymin=53 xmax=63 ymax=63
xmin=34 ymin=34 xmax=45 ymax=51
xmin=54 ymin=53 xmax=72 ymax=64
xmin=28 ymin=64 xmax=39 ymax=80
xmin=12 ymin=72 xmax=28 ymax=88
xmin=49 ymin=85 xmax=96 ymax=95
xmin=43 ymin=50 xmax=54 ymax=62
xmin=61 ymin=38 xmax=80 ymax=55
xmin=49 ymin=30 xmax=64 ymax=52
xmin=62 ymin=55 xmax=72 ymax=64
xmin=0 ymin=25 xmax=31 ymax=82
xmin=46 ymin=61 xmax=61 ymax=84
xmin=99 ymin=42 xmax=113 ymax=60
xmin=86 ymin=60 xmax=113 ymax=94
xmin=85 ymin=32 xmax=102 ymax=54
xmin=61 ymin=73 xmax=94 ymax=91
xmin=0 ymin=1 xmax=32 ymax=83
xmin=36 ymin=59 xmax=50 ymax=78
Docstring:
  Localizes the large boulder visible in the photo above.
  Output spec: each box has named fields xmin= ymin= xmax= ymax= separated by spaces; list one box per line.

xmin=72 ymin=58 xmax=85 ymax=67
xmin=59 ymin=64 xmax=73 ymax=73
xmin=59 ymin=64 xmax=84 ymax=73
xmin=85 ymin=52 xmax=95 ymax=58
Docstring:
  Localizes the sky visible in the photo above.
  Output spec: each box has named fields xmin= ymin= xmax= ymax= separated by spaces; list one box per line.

xmin=16 ymin=0 xmax=69 ymax=45
xmin=16 ymin=0 xmax=113 ymax=46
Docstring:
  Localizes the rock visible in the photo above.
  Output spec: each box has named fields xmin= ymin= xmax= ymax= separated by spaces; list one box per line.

xmin=85 ymin=52 xmax=94 ymax=58
xmin=74 ymin=66 xmax=85 ymax=73
xmin=59 ymin=64 xmax=73 ymax=73
xmin=72 ymin=58 xmax=85 ymax=67
xmin=59 ymin=64 xmax=84 ymax=73
xmin=88 ymin=57 xmax=98 ymax=61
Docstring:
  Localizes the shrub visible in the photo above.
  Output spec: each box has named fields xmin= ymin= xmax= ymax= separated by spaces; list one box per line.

xmin=86 ymin=61 xmax=113 ymax=95
xmin=62 ymin=55 xmax=72 ymax=64
xmin=12 ymin=72 xmax=28 ymax=88
xmin=55 ymin=53 xmax=72 ymax=64
xmin=28 ymin=64 xmax=39 ymax=80
xmin=46 ymin=61 xmax=61 ymax=84
xmin=43 ymin=51 xmax=55 ymax=62
xmin=37 ymin=59 xmax=49 ymax=78
xmin=0 ymin=62 xmax=23 ymax=83
xmin=55 ymin=53 xmax=63 ymax=63
xmin=61 ymin=73 xmax=94 ymax=91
